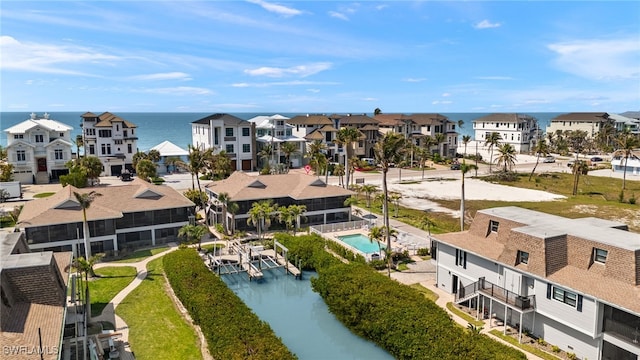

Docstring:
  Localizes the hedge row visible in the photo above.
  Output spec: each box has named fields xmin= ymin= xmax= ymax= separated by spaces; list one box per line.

xmin=277 ymin=233 xmax=526 ymax=360
xmin=163 ymin=249 xmax=297 ymax=360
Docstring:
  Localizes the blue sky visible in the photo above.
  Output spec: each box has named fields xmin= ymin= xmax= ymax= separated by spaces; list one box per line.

xmin=1 ymin=1 xmax=639 ymax=113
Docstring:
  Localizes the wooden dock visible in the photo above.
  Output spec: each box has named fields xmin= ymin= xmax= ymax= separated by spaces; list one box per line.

xmin=262 ymin=249 xmax=301 ymax=278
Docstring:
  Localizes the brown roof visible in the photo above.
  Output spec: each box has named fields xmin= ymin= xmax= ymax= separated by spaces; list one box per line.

xmin=338 ymin=115 xmax=379 ymax=125
xmin=373 ymin=113 xmax=449 ymax=126
xmin=205 ymin=171 xmax=353 ymax=201
xmin=18 ymin=179 xmax=194 ymax=227
xmin=287 ymin=115 xmax=333 ymax=126
xmin=551 ymin=112 xmax=610 ymax=122
xmin=94 ymin=112 xmax=138 ymax=128
xmin=473 ymin=113 xmax=536 ymax=123
xmin=81 ymin=112 xmax=98 ymax=118
xmin=374 ymin=114 xmax=409 ymax=126
xmin=318 ymin=124 xmax=339 ymax=132
xmin=359 ymin=124 xmax=380 ymax=131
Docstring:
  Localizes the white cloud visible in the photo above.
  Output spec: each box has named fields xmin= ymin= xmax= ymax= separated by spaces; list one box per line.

xmin=0 ymin=35 xmax=121 ymax=75
xmin=403 ymin=78 xmax=427 ymax=82
xmin=232 ymin=80 xmax=339 ymax=88
xmin=548 ymin=38 xmax=640 ymax=80
xmin=129 ymin=72 xmax=192 ymax=81
xmin=474 ymin=20 xmax=501 ymax=29
xmin=139 ymin=86 xmax=213 ymax=95
xmin=442 ymin=93 xmax=451 ymax=97
xmin=247 ymin=0 xmax=302 ymax=17
xmin=307 ymin=88 xmax=320 ymax=93
xmin=362 ymin=97 xmax=378 ymax=102
xmin=328 ymin=11 xmax=349 ymax=21
xmin=244 ymin=62 xmax=332 ymax=78
xmin=432 ymin=100 xmax=453 ymax=105
xmin=475 ymin=76 xmax=514 ymax=80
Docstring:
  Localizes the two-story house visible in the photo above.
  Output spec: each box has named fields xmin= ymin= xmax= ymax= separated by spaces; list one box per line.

xmin=374 ymin=113 xmax=457 ymax=158
xmin=432 ymin=206 xmax=640 ymax=360
xmin=80 ymin=112 xmax=138 ymax=176
xmin=191 ymin=113 xmax=256 ymax=171
xmin=330 ymin=114 xmax=380 ymax=159
xmin=4 ymin=113 xmax=74 ymax=184
xmin=472 ymin=113 xmax=540 ymax=154
xmin=288 ymin=114 xmax=339 ymax=162
xmin=247 ymin=114 xmax=306 ymax=169
xmin=17 ymin=179 xmax=195 ymax=255
xmin=546 ymin=112 xmax=613 ymax=139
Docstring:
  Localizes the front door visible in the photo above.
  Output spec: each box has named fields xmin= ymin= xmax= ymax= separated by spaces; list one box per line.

xmin=452 ymin=274 xmax=459 ymax=294
xmin=37 ymin=158 xmax=47 ymax=172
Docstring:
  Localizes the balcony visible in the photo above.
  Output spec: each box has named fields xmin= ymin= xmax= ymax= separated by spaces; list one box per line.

xmin=456 ymin=278 xmax=536 ymax=311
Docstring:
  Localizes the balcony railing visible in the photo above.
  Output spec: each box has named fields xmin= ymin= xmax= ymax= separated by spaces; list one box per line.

xmin=456 ymin=278 xmax=536 ymax=311
xmin=604 ymin=318 xmax=640 ymax=345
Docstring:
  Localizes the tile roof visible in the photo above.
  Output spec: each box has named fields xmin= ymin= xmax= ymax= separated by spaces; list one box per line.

xmin=551 ymin=112 xmax=610 ymax=122
xmin=337 ymin=115 xmax=380 ymax=125
xmin=192 ymin=113 xmax=247 ymax=125
xmin=93 ymin=112 xmax=137 ymax=128
xmin=81 ymin=112 xmax=98 ymax=118
xmin=18 ymin=179 xmax=194 ymax=227
xmin=287 ymin=115 xmax=333 ymax=126
xmin=304 ymin=130 xmax=324 ymax=141
xmin=205 ymin=171 xmax=353 ymax=201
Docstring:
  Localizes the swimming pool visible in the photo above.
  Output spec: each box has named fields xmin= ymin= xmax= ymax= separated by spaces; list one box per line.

xmin=337 ymin=233 xmax=385 ymax=254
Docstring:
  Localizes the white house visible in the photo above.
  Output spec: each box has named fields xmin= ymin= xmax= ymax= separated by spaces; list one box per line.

xmin=191 ymin=113 xmax=256 ymax=171
xmin=4 ymin=112 xmax=74 ymax=184
xmin=546 ymin=112 xmax=613 ymax=138
xmin=471 ymin=113 xmax=539 ymax=153
xmin=81 ymin=112 xmax=138 ymax=176
xmin=149 ymin=140 xmax=189 ymax=174
xmin=247 ymin=114 xmax=306 ymax=169
xmin=432 ymin=206 xmax=640 ymax=360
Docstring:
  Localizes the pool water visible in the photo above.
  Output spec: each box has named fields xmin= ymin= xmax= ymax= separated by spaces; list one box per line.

xmin=337 ymin=233 xmax=385 ymax=254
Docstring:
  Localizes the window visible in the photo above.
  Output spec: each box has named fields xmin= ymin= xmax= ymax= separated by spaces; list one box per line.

xmin=59 ymin=132 xmax=64 ymax=137
xmin=16 ymin=150 xmax=26 ymax=162
xmin=226 ymin=144 xmax=234 ymax=153
xmin=242 ymin=144 xmax=251 ymax=153
xmin=114 ymin=140 xmax=123 ymax=145
xmin=86 ymin=128 xmax=95 ymax=136
xmin=552 ymin=286 xmax=578 ymax=307
xmin=277 ymin=120 xmax=284 ymax=126
xmin=89 ymin=145 xmax=95 ymax=155
xmin=593 ymin=248 xmax=608 ymax=264
xmin=128 ymin=144 xmax=132 ymax=153
xmin=101 ymin=144 xmax=111 ymax=155
xmin=225 ymin=128 xmax=234 ymax=137
xmin=490 ymin=220 xmax=499 ymax=233
xmin=455 ymin=249 xmax=467 ymax=269
xmin=54 ymin=149 xmax=64 ymax=160
xmin=34 ymin=134 xmax=44 ymax=143
xmin=14 ymin=134 xmax=23 ymax=139
xmin=517 ymin=250 xmax=529 ymax=265
xmin=98 ymin=130 xmax=112 ymax=138
xmin=242 ymin=127 xmax=250 ymax=136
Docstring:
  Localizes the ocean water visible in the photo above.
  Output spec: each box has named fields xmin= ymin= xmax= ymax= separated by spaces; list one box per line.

xmin=0 ymin=111 xmax=564 ymax=151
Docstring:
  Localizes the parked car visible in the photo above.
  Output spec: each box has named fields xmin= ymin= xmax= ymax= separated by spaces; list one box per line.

xmin=121 ymin=169 xmax=133 ymax=181
xmin=590 ymin=156 xmax=603 ymax=162
xmin=450 ymin=163 xmax=461 ymax=170
xmin=543 ymin=156 xmax=555 ymax=163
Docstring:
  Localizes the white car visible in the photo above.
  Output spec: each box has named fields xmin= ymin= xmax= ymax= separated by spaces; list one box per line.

xmin=543 ymin=156 xmax=555 ymax=163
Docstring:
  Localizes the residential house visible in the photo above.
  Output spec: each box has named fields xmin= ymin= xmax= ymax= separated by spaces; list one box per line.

xmin=330 ymin=114 xmax=380 ymax=159
xmin=471 ymin=113 xmax=540 ymax=153
xmin=611 ymin=149 xmax=640 ymax=176
xmin=149 ymin=140 xmax=189 ymax=174
xmin=374 ymin=113 xmax=458 ymax=158
xmin=4 ymin=112 xmax=74 ymax=184
xmin=80 ymin=112 xmax=138 ymax=176
xmin=17 ymin=179 xmax=195 ymax=255
xmin=432 ymin=206 xmax=640 ymax=360
xmin=191 ymin=113 xmax=256 ymax=171
xmin=247 ymin=114 xmax=306 ymax=169
xmin=204 ymin=171 xmax=353 ymax=232
xmin=1 ymin=231 xmax=73 ymax=360
xmin=546 ymin=112 xmax=613 ymax=138
xmin=609 ymin=113 xmax=640 ymax=135
xmin=287 ymin=114 xmax=339 ymax=162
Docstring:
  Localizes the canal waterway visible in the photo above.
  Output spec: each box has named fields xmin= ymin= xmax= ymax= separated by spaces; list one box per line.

xmin=223 ymin=269 xmax=394 ymax=360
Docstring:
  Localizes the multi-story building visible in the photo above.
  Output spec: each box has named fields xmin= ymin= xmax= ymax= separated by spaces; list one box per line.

xmin=191 ymin=113 xmax=256 ymax=171
xmin=17 ymin=179 xmax=195 ymax=255
xmin=330 ymin=114 xmax=380 ymax=159
xmin=204 ymin=171 xmax=353 ymax=231
xmin=374 ymin=113 xmax=458 ymax=158
xmin=287 ymin=114 xmax=339 ymax=162
xmin=80 ymin=112 xmax=138 ymax=176
xmin=472 ymin=113 xmax=539 ymax=153
xmin=1 ymin=231 xmax=73 ymax=360
xmin=4 ymin=112 xmax=74 ymax=184
xmin=432 ymin=206 xmax=640 ymax=360
xmin=247 ymin=114 xmax=306 ymax=169
xmin=546 ymin=112 xmax=613 ymax=138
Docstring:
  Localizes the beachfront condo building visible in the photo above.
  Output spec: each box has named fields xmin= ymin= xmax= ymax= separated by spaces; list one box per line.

xmin=287 ymin=114 xmax=340 ymax=163
xmin=80 ymin=112 xmax=139 ymax=177
xmin=471 ymin=113 xmax=540 ymax=154
xmin=4 ymin=112 xmax=74 ymax=184
xmin=191 ymin=113 xmax=257 ymax=171
xmin=247 ymin=114 xmax=306 ymax=169
xmin=546 ymin=112 xmax=613 ymax=139
xmin=331 ymin=114 xmax=380 ymax=160
xmin=431 ymin=206 xmax=640 ymax=360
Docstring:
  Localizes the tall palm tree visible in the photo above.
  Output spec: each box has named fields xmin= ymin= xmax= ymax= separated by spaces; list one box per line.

xmin=278 ymin=204 xmax=307 ymax=235
xmin=360 ymin=184 xmax=378 ymax=208
xmin=567 ymin=130 xmax=589 ymax=196
xmin=279 ymin=142 xmax=300 ymax=171
xmin=373 ymin=132 xmax=406 ymax=277
xmin=484 ymin=132 xmax=502 ymax=173
xmin=389 ymin=193 xmax=402 ymax=217
xmin=217 ymin=192 xmax=231 ymax=235
xmin=333 ymin=163 xmax=345 ymax=186
xmin=368 ymin=225 xmax=385 ymax=257
xmin=495 ymin=143 xmax=517 ymax=172
xmin=434 ymin=133 xmax=446 ymax=157
xmin=227 ymin=202 xmax=239 ymax=235
xmin=305 ymin=140 xmax=327 ymax=178
xmin=247 ymin=200 xmax=277 ymax=240
xmin=73 ymin=191 xmax=102 ymax=259
xmin=178 ymin=224 xmax=208 ymax=250
xmin=258 ymin=144 xmax=274 ymax=170
xmin=529 ymin=139 xmax=549 ymax=181
xmin=616 ymin=128 xmax=640 ymax=190
xmin=188 ymin=144 xmax=207 ymax=191
xmin=462 ymin=135 xmax=472 ymax=160
xmin=337 ymin=127 xmax=363 ymax=189
xmin=459 ymin=163 xmax=478 ymax=231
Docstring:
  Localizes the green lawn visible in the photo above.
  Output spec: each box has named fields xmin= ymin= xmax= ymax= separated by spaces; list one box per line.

xmin=116 ymin=257 xmax=202 ymax=360
xmin=409 ymin=283 xmax=439 ymax=302
xmin=89 ymin=266 xmax=137 ymax=317
xmin=33 ymin=192 xmax=56 ymax=198
xmin=488 ymin=330 xmax=561 ymax=360
xmin=113 ymin=246 xmax=169 ymax=263
xmin=446 ymin=302 xmax=485 ymax=327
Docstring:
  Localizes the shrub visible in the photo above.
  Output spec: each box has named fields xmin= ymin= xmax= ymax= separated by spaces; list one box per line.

xmin=369 ymin=259 xmax=387 ymax=270
xmin=630 ymin=193 xmax=636 ymax=205
xmin=551 ymin=345 xmax=561 ymax=353
xmin=416 ymin=248 xmax=430 ymax=256
xmin=567 ymin=353 xmax=577 ymax=360
xmin=536 ymin=338 xmax=547 ymax=346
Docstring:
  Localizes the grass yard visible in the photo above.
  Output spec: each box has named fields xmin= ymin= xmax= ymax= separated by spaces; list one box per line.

xmin=33 ymin=192 xmax=56 ymax=198
xmin=114 ymin=246 xmax=169 ymax=263
xmin=116 ymin=257 xmax=202 ymax=360
xmin=88 ymin=266 xmax=137 ymax=317
xmin=489 ymin=330 xmax=561 ymax=360
xmin=409 ymin=283 xmax=439 ymax=302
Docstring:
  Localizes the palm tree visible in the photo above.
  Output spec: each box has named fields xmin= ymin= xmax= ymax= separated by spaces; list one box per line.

xmin=178 ymin=224 xmax=208 ymax=250
xmin=227 ymin=202 xmax=239 ymax=235
xmin=616 ymin=128 xmax=640 ymax=190
xmin=136 ymin=159 xmax=157 ymax=182
xmin=305 ymin=140 xmax=327 ymax=178
xmin=373 ymin=132 xmax=406 ymax=277
xmin=247 ymin=200 xmax=277 ymax=240
xmin=434 ymin=133 xmax=446 ymax=157
xmin=73 ymin=191 xmax=102 ymax=259
xmin=79 ymin=156 xmax=103 ymax=184
xmin=343 ymin=195 xmax=360 ymax=221
xmin=368 ymin=225 xmax=385 ymax=257
xmin=389 ymin=193 xmax=402 ymax=217
xmin=567 ymin=130 xmax=589 ymax=195
xmin=360 ymin=184 xmax=378 ymax=208
xmin=188 ymin=144 xmax=207 ymax=191
xmin=529 ymin=139 xmax=549 ymax=181
xmin=333 ymin=163 xmax=345 ymax=186
xmin=495 ymin=143 xmax=517 ymax=172
xmin=164 ymin=156 xmax=185 ymax=173
xmin=374 ymin=107 xmax=382 ymax=116
xmin=459 ymin=163 xmax=478 ymax=231
xmin=484 ymin=132 xmax=502 ymax=172
xmin=217 ymin=192 xmax=231 ymax=235
xmin=278 ymin=204 xmax=307 ymax=235
xmin=258 ymin=144 xmax=274 ymax=170
xmin=462 ymin=135 xmax=472 ymax=160
xmin=337 ymin=127 xmax=363 ymax=189
xmin=279 ymin=142 xmax=300 ymax=171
